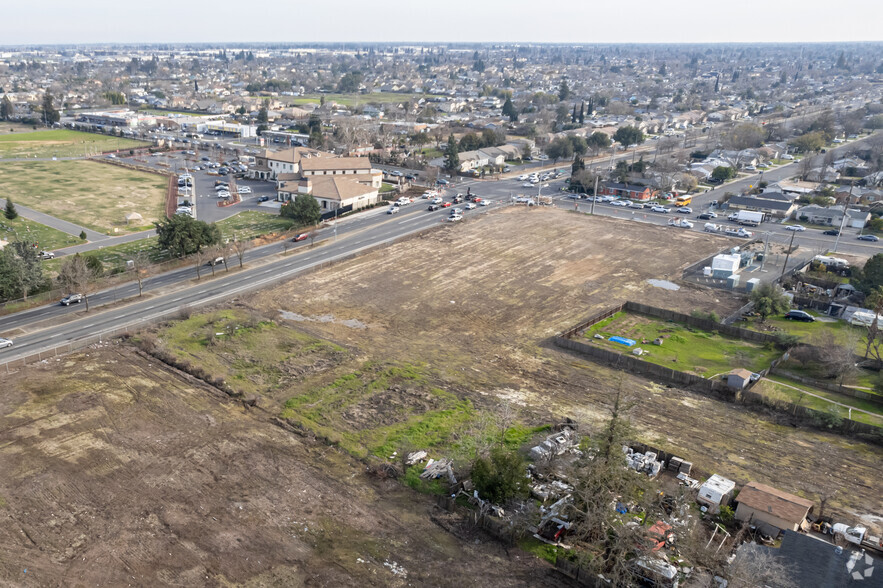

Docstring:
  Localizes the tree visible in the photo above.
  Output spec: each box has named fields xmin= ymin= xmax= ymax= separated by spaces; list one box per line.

xmin=41 ymin=91 xmax=60 ymax=126
xmin=613 ymin=125 xmax=644 ymax=147
xmin=129 ymin=250 xmax=151 ymax=297
xmin=231 ymin=237 xmax=252 ymax=269
xmin=712 ymin=166 xmax=736 ymax=182
xmin=750 ymin=282 xmax=790 ymax=323
xmin=154 ymin=214 xmax=221 ymax=258
xmin=443 ymin=133 xmax=460 ymax=172
xmin=57 ymin=253 xmax=91 ymax=310
xmin=1 ymin=242 xmax=44 ymax=301
xmin=4 ymin=199 xmax=18 ymax=220
xmin=568 ymin=135 xmax=588 ymax=156
xmin=280 ymin=194 xmax=321 ymax=226
xmin=558 ymin=80 xmax=571 ymax=101
xmin=852 ymin=254 xmax=883 ymax=295
xmin=0 ymin=95 xmax=13 ymax=121
xmin=502 ymin=97 xmax=517 ymax=122
xmin=257 ymin=101 xmax=269 ymax=125
xmin=470 ymin=447 xmax=528 ymax=505
xmin=790 ymin=131 xmax=826 ymax=153
xmin=79 ymin=230 xmax=87 ymax=241
xmin=545 ymin=136 xmax=574 ymax=162
xmin=578 ymin=102 xmax=585 ymax=124
xmin=336 ymin=71 xmax=363 ymax=93
xmin=725 ymin=122 xmax=765 ymax=151
xmin=586 ymin=131 xmax=611 ymax=155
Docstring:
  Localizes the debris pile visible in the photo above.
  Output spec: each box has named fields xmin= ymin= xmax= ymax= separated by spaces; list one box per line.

xmin=529 ymin=426 xmax=580 ymax=462
xmin=624 ymin=446 xmax=663 ymax=479
xmin=421 ymin=458 xmax=457 ymax=485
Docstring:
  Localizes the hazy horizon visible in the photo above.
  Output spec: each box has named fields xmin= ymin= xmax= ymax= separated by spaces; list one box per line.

xmin=7 ymin=0 xmax=883 ymax=46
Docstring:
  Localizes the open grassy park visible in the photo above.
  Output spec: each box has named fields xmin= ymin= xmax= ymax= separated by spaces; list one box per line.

xmin=0 ymin=128 xmax=147 ymax=159
xmin=0 ymin=160 xmax=166 ymax=235
xmin=0 ymin=214 xmax=81 ymax=251
xmin=584 ymin=311 xmax=782 ymax=377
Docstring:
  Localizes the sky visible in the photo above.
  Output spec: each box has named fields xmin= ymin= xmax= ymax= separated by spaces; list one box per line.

xmin=4 ymin=0 xmax=883 ymax=46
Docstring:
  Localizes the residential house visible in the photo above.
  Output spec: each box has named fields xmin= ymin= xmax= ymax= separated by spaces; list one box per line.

xmin=726 ymin=193 xmax=797 ymax=219
xmin=477 ymin=147 xmax=508 ymax=167
xmin=599 ymin=182 xmax=658 ymax=200
xmin=795 ymin=205 xmax=870 ymax=228
xmin=734 ymin=481 xmax=814 ymax=536
xmin=806 ymin=165 xmax=841 ymax=183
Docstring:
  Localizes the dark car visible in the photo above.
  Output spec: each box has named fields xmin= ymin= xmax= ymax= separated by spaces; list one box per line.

xmin=427 ymin=204 xmax=440 ymax=211
xmin=822 ymin=229 xmax=840 ymax=236
xmin=405 ymin=174 xmax=417 ymax=181
xmin=292 ymin=233 xmax=308 ymax=242
xmin=858 ymin=234 xmax=880 ymax=242
xmin=784 ymin=310 xmax=815 ymax=322
xmin=60 ymin=293 xmax=84 ymax=306
xmin=436 ymin=179 xmax=450 ymax=186
xmin=698 ymin=213 xmax=716 ymax=220
xmin=257 ymin=196 xmax=270 ymax=202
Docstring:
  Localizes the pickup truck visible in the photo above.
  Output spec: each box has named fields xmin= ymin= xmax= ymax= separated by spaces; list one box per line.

xmin=831 ymin=523 xmax=883 ymax=554
xmin=668 ymin=218 xmax=693 ymax=228
xmin=724 ymin=227 xmax=753 ymax=238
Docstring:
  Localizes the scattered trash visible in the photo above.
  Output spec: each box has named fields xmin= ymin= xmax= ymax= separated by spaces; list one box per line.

xmin=594 ymin=334 xmax=606 ymax=340
xmin=529 ymin=426 xmax=580 ymax=462
xmin=624 ymin=446 xmax=663 ymax=479
xmin=406 ymin=450 xmax=427 ymax=465
xmin=421 ymin=458 xmax=457 ymax=485
xmin=632 ymin=347 xmax=646 ymax=356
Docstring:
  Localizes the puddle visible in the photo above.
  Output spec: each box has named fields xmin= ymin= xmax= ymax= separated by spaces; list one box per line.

xmin=646 ymin=279 xmax=680 ymax=291
xmin=279 ymin=310 xmax=366 ymax=329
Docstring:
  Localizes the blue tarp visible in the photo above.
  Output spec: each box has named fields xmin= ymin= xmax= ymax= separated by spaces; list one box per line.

xmin=609 ymin=336 xmax=636 ymax=347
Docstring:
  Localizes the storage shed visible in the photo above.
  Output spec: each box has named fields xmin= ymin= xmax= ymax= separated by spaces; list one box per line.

xmin=727 ymin=369 xmax=753 ymax=390
xmin=711 ymin=254 xmax=741 ymax=278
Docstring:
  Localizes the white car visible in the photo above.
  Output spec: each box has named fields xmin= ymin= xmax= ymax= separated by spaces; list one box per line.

xmin=450 ymin=207 xmax=463 ymax=215
xmin=610 ymin=200 xmax=628 ymax=207
xmin=0 ymin=337 xmax=13 ymax=349
xmin=216 ymin=192 xmax=230 ymax=198
xmin=518 ymin=174 xmax=529 ymax=181
xmin=237 ymin=186 xmax=251 ymax=194
xmin=675 ymin=207 xmax=692 ymax=214
xmin=628 ymin=202 xmax=645 ymax=209
xmin=431 ymin=197 xmax=443 ymax=204
xmin=447 ymin=214 xmax=463 ymax=222
xmin=523 ymin=182 xmax=534 ymax=188
xmin=387 ymin=206 xmax=399 ymax=214
xmin=650 ymin=206 xmax=670 ymax=213
xmin=785 ymin=225 xmax=806 ymax=232
xmin=479 ymin=200 xmax=490 ymax=206
xmin=465 ymin=203 xmax=477 ymax=210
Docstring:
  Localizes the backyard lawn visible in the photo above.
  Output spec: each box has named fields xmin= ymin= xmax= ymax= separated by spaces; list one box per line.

xmin=0 ymin=129 xmax=147 ymax=159
xmin=0 ymin=215 xmax=81 ymax=251
xmin=0 ymin=160 xmax=166 ymax=235
xmin=584 ymin=312 xmax=782 ymax=377
xmin=746 ymin=312 xmax=867 ymax=354
xmin=757 ymin=376 xmax=883 ymax=428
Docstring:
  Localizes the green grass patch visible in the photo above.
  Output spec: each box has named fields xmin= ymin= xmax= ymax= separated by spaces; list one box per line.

xmin=518 ymin=537 xmax=560 ymax=564
xmin=157 ymin=309 xmax=346 ymax=397
xmin=746 ymin=314 xmax=865 ymax=354
xmin=0 ymin=160 xmax=166 ymax=235
xmin=215 ymin=210 xmax=296 ymax=241
xmin=584 ymin=311 xmax=780 ymax=377
xmin=757 ymin=376 xmax=883 ymax=427
xmin=379 ymin=182 xmax=397 ymax=194
xmin=0 ymin=129 xmax=147 ymax=159
xmin=0 ymin=215 xmax=81 ymax=251
xmin=418 ymin=147 xmax=443 ymax=159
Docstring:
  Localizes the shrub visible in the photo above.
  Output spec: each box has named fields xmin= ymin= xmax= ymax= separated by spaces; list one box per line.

xmin=471 ymin=448 xmax=529 ymax=504
xmin=718 ymin=505 xmax=735 ymax=525
xmin=774 ymin=332 xmax=801 ymax=350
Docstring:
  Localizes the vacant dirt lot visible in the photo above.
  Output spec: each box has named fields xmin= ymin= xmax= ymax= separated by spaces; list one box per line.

xmin=247 ymin=207 xmax=882 ymax=522
xmin=0 ymin=344 xmax=565 ymax=587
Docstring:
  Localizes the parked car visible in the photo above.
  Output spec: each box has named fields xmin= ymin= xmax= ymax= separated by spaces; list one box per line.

xmin=822 ymin=229 xmax=840 ymax=236
xmin=650 ymin=205 xmax=671 ymax=213
xmin=292 ymin=233 xmax=308 ymax=242
xmin=60 ymin=293 xmax=84 ymax=306
xmin=38 ymin=251 xmax=55 ymax=260
xmin=0 ymin=337 xmax=13 ymax=349
xmin=784 ymin=310 xmax=815 ymax=322
xmin=785 ymin=225 xmax=806 ymax=232
xmin=858 ymin=235 xmax=880 ymax=242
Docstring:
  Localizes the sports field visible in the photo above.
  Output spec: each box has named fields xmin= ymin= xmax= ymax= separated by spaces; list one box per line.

xmin=0 ymin=129 xmax=147 ymax=159
xmin=0 ymin=160 xmax=166 ymax=234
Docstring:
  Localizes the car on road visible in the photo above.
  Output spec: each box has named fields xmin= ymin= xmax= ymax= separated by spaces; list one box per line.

xmin=436 ymin=179 xmax=449 ymax=186
xmin=628 ymin=202 xmax=645 ymax=209
xmin=610 ymin=200 xmax=628 ymax=207
xmin=452 ymin=196 xmax=463 ymax=204
xmin=428 ymin=204 xmax=440 ymax=211
xmin=206 ymin=256 xmax=225 ymax=266
xmin=257 ymin=196 xmax=270 ymax=203
xmin=450 ymin=208 xmax=463 ymax=215
xmin=822 ymin=229 xmax=840 ymax=236
xmin=292 ymin=233 xmax=308 ymax=242
xmin=518 ymin=174 xmax=529 ymax=181
xmin=784 ymin=310 xmax=815 ymax=322
xmin=698 ymin=212 xmax=718 ymax=220
xmin=0 ymin=337 xmax=13 ymax=349
xmin=784 ymin=225 xmax=806 ymax=231
xmin=387 ymin=206 xmax=399 ymax=214
xmin=441 ymin=201 xmax=452 ymax=208
xmin=431 ymin=197 xmax=443 ymax=204
xmin=675 ymin=207 xmax=692 ymax=214
xmin=858 ymin=235 xmax=880 ymax=242
xmin=405 ymin=174 xmax=417 ymax=181
xmin=390 ymin=170 xmax=403 ymax=177
xmin=237 ymin=186 xmax=252 ymax=194
xmin=479 ymin=200 xmax=490 ymax=206
xmin=447 ymin=214 xmax=463 ymax=222
xmin=650 ymin=205 xmax=670 ymax=213
xmin=465 ymin=203 xmax=477 ymax=210
xmin=38 ymin=251 xmax=55 ymax=260
xmin=60 ymin=293 xmax=84 ymax=306
xmin=523 ymin=182 xmax=534 ymax=188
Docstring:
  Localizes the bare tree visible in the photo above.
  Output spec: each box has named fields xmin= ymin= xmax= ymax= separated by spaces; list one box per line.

xmin=129 ymin=250 xmax=152 ymax=297
xmin=57 ymin=254 xmax=92 ymax=311
xmin=231 ymin=237 xmax=252 ymax=269
xmin=194 ymin=249 xmax=205 ymax=280
xmin=308 ymin=230 xmax=319 ymax=247
xmin=725 ymin=543 xmax=796 ymax=588
xmin=814 ymin=331 xmax=860 ymax=386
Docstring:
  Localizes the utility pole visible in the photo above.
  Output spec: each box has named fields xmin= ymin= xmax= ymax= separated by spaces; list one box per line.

xmin=781 ymin=229 xmax=797 ymax=281
xmin=760 ymin=232 xmax=770 ymax=271
xmin=591 ymin=175 xmax=599 ymax=215
xmin=833 ymin=184 xmax=854 ymax=252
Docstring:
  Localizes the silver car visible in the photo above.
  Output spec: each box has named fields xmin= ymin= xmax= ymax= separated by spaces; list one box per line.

xmin=0 ymin=337 xmax=13 ymax=349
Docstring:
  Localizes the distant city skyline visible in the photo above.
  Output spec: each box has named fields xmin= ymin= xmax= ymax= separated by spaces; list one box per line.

xmin=6 ymin=0 xmax=883 ymax=46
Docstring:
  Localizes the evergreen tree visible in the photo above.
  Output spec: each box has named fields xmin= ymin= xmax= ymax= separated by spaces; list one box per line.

xmin=714 ymin=75 xmax=720 ymax=93
xmin=4 ymin=198 xmax=18 ymax=220
xmin=443 ymin=133 xmax=460 ymax=172
xmin=0 ymin=95 xmax=13 ymax=121
xmin=659 ymin=63 xmax=667 ymax=76
xmin=280 ymin=194 xmax=321 ymax=226
xmin=558 ymin=80 xmax=571 ymax=101
xmin=41 ymin=91 xmax=60 ymax=126
xmin=571 ymin=104 xmax=577 ymax=123
xmin=579 ymin=102 xmax=585 ymax=124
xmin=502 ymin=97 xmax=518 ymax=122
